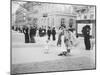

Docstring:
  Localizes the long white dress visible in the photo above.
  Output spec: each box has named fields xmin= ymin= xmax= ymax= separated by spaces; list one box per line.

xmin=60 ymin=35 xmax=66 ymax=52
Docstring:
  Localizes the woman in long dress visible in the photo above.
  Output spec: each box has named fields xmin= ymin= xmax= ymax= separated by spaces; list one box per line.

xmin=57 ymin=27 xmax=64 ymax=46
xmin=64 ymin=29 xmax=72 ymax=53
xmin=58 ymin=28 xmax=72 ymax=56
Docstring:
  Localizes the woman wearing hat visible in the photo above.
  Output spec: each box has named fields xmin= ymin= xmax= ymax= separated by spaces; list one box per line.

xmin=58 ymin=27 xmax=72 ymax=56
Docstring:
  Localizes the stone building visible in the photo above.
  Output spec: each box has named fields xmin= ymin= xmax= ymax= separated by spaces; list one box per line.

xmin=19 ymin=2 xmax=77 ymax=30
xmin=73 ymin=5 xmax=96 ymax=38
xmin=12 ymin=1 xmax=95 ymax=38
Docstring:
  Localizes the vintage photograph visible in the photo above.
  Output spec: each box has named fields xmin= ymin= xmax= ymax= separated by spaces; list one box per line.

xmin=11 ymin=0 xmax=96 ymax=74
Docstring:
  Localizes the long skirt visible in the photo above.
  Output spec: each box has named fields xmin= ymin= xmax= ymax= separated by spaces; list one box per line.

xmin=57 ymin=38 xmax=61 ymax=46
xmin=84 ymin=38 xmax=91 ymax=50
xmin=57 ymin=35 xmax=62 ymax=46
xmin=64 ymin=37 xmax=71 ymax=49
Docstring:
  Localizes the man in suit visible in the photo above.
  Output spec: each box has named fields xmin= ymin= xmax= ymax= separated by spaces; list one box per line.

xmin=30 ymin=26 xmax=37 ymax=43
xmin=47 ymin=26 xmax=52 ymax=40
xmin=82 ymin=25 xmax=91 ymax=50
xmin=52 ymin=27 xmax=56 ymax=41
xmin=23 ymin=26 xmax=29 ymax=43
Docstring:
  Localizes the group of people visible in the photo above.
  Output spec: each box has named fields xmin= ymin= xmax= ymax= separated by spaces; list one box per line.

xmin=12 ymin=26 xmax=23 ymax=33
xmin=38 ymin=26 xmax=56 ymax=41
xmin=21 ymin=26 xmax=37 ymax=43
xmin=12 ymin=25 xmax=77 ymax=56
xmin=12 ymin=24 xmax=92 ymax=56
xmin=57 ymin=26 xmax=76 ymax=56
xmin=56 ymin=25 xmax=92 ymax=56
xmin=13 ymin=25 xmax=57 ymax=43
xmin=47 ymin=26 xmax=56 ymax=41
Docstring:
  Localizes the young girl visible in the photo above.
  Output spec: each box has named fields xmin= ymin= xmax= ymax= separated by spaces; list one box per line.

xmin=44 ymin=40 xmax=49 ymax=54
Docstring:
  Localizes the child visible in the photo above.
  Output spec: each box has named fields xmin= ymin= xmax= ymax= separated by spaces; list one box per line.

xmin=44 ymin=40 xmax=49 ymax=54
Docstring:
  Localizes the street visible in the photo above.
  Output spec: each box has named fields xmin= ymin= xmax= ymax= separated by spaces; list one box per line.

xmin=11 ymin=30 xmax=95 ymax=74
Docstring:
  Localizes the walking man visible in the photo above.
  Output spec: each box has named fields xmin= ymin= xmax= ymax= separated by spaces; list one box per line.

xmin=47 ymin=27 xmax=52 ymax=40
xmin=30 ymin=26 xmax=37 ymax=43
xmin=23 ymin=26 xmax=29 ymax=43
xmin=52 ymin=27 xmax=56 ymax=41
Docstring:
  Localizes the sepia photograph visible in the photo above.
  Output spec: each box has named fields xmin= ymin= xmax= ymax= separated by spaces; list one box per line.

xmin=11 ymin=0 xmax=96 ymax=74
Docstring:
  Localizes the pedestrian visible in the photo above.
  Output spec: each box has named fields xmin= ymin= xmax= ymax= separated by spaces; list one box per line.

xmin=52 ymin=27 xmax=56 ymax=41
xmin=36 ymin=28 xmax=39 ymax=37
xmin=57 ymin=27 xmax=64 ymax=46
xmin=44 ymin=40 xmax=49 ymax=54
xmin=47 ymin=27 xmax=52 ymax=40
xmin=12 ymin=26 xmax=14 ymax=30
xmin=23 ymin=26 xmax=29 ymax=43
xmin=58 ymin=28 xmax=72 ymax=56
xmin=30 ymin=26 xmax=37 ymax=43
xmin=82 ymin=25 xmax=91 ymax=50
xmin=64 ymin=29 xmax=72 ymax=54
xmin=41 ymin=26 xmax=46 ymax=36
xmin=39 ymin=27 xmax=42 ymax=37
xmin=43 ymin=26 xmax=46 ymax=36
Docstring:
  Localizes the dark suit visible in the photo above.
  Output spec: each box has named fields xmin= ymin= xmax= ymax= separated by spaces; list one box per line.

xmin=82 ymin=26 xmax=91 ymax=50
xmin=52 ymin=29 xmax=56 ymax=41
xmin=47 ymin=29 xmax=51 ymax=40
xmin=23 ymin=27 xmax=29 ymax=43
xmin=30 ymin=27 xmax=36 ymax=43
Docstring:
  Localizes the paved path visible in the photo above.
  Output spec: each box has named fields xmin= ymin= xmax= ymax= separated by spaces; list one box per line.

xmin=11 ymin=31 xmax=96 ymax=74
